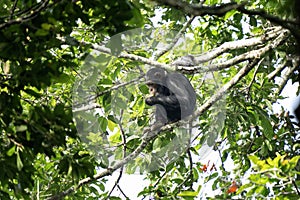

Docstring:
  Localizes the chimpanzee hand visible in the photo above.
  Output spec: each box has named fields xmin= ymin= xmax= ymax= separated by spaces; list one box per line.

xmin=145 ymin=96 xmax=158 ymax=106
xmin=146 ymin=95 xmax=161 ymax=106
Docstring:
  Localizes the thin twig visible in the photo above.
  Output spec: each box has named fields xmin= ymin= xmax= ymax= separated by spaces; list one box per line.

xmin=9 ymin=0 xmax=19 ymax=20
xmin=73 ymin=75 xmax=144 ymax=112
xmin=267 ymin=60 xmax=287 ymax=80
xmin=117 ymin=185 xmax=129 ymax=199
xmin=244 ymin=59 xmax=263 ymax=96
xmin=154 ymin=16 xmax=195 ymax=60
xmin=0 ymin=0 xmax=50 ymax=30
xmin=106 ymin=111 xmax=127 ymax=199
xmin=238 ymin=6 xmax=300 ymax=41
xmin=175 ymin=148 xmax=194 ymax=192
xmin=292 ymin=180 xmax=300 ymax=196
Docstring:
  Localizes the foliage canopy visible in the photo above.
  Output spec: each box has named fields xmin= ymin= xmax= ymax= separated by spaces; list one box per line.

xmin=0 ymin=0 xmax=299 ymax=199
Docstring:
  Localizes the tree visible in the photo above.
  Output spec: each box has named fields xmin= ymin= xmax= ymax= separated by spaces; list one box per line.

xmin=0 ymin=0 xmax=299 ymax=199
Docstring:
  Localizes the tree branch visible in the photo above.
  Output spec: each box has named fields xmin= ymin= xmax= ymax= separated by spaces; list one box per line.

xmin=9 ymin=0 xmax=19 ymax=20
xmin=192 ymin=59 xmax=259 ymax=120
xmin=78 ymin=27 xmax=286 ymax=77
xmin=155 ymin=0 xmax=246 ymax=16
xmin=73 ymin=75 xmax=144 ymax=112
xmin=192 ymin=29 xmax=288 ymax=118
xmin=267 ymin=60 xmax=287 ymax=80
xmin=156 ymin=0 xmax=300 ymax=42
xmin=47 ymin=125 xmax=165 ymax=200
xmin=0 ymin=0 xmax=50 ymax=30
xmin=86 ymin=43 xmax=173 ymax=70
xmin=276 ymin=60 xmax=299 ymax=95
xmin=179 ymin=28 xmax=289 ymax=73
xmin=177 ymin=27 xmax=284 ymax=67
xmin=154 ymin=16 xmax=196 ymax=60
xmin=106 ymin=111 xmax=128 ymax=199
xmin=237 ymin=6 xmax=300 ymax=42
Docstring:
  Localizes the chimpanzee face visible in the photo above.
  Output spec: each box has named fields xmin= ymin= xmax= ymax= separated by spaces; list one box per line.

xmin=147 ymin=83 xmax=158 ymax=96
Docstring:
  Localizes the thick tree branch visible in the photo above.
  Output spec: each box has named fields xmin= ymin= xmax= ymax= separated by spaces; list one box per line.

xmin=192 ymin=59 xmax=260 ymax=118
xmin=179 ymin=28 xmax=289 ymax=73
xmin=87 ymin=43 xmax=172 ymax=70
xmin=192 ymin=29 xmax=289 ymax=118
xmin=276 ymin=60 xmax=299 ymax=95
xmin=267 ymin=60 xmax=287 ymax=80
xmin=81 ymin=27 xmax=285 ymax=75
xmin=194 ymin=27 xmax=282 ymax=63
xmin=155 ymin=0 xmax=246 ymax=16
xmin=176 ymin=27 xmax=284 ymax=67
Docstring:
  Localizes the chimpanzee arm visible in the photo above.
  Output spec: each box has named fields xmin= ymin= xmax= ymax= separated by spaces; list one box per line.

xmin=145 ymin=93 xmax=180 ymax=109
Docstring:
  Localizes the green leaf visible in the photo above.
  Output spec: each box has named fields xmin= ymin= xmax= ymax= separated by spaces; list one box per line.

xmin=107 ymin=119 xmax=116 ymax=131
xmin=153 ymin=138 xmax=162 ymax=150
xmin=114 ymin=97 xmax=127 ymax=110
xmin=177 ymin=190 xmax=199 ymax=197
xmin=41 ymin=23 xmax=52 ymax=30
xmin=255 ymin=106 xmax=274 ymax=140
xmin=224 ymin=10 xmax=237 ymax=20
xmin=139 ymin=84 xmax=149 ymax=94
xmin=260 ymin=115 xmax=274 ymax=140
xmin=248 ymin=154 xmax=259 ymax=164
xmin=24 ymin=88 xmax=42 ymax=98
xmin=205 ymin=172 xmax=218 ymax=182
xmin=16 ymin=151 xmax=23 ymax=171
xmin=250 ymin=16 xmax=257 ymax=27
xmin=98 ymin=116 xmax=108 ymax=132
xmin=264 ymin=140 xmax=273 ymax=151
xmin=35 ymin=29 xmax=49 ymax=36
xmin=99 ymin=182 xmax=105 ymax=191
xmin=107 ymin=197 xmax=121 ymax=200
xmin=16 ymin=125 xmax=27 ymax=132
xmin=255 ymin=185 xmax=269 ymax=196
xmin=6 ymin=145 xmax=16 ymax=156
xmin=236 ymin=183 xmax=252 ymax=194
xmin=289 ymin=156 xmax=300 ymax=169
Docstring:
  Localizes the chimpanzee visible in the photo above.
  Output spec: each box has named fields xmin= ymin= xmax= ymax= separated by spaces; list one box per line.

xmin=145 ymin=67 xmax=196 ymax=125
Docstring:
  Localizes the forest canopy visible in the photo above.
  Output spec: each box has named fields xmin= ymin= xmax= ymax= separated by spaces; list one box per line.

xmin=0 ymin=0 xmax=300 ymax=199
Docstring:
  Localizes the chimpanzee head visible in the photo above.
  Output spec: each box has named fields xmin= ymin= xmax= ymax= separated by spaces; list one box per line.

xmin=145 ymin=67 xmax=167 ymax=85
xmin=145 ymin=68 xmax=169 ymax=96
